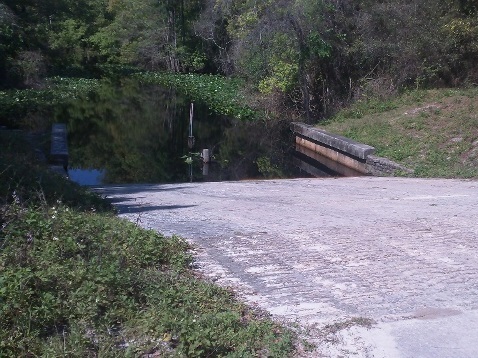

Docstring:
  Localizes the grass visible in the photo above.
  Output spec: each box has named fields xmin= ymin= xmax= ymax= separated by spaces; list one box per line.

xmin=0 ymin=131 xmax=296 ymax=357
xmin=319 ymin=87 xmax=478 ymax=178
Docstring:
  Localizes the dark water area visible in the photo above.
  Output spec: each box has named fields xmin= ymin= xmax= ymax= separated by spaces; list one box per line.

xmin=55 ymin=79 xmax=312 ymax=185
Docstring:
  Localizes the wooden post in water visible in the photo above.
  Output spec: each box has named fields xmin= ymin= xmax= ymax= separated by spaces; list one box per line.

xmin=202 ymin=149 xmax=210 ymax=176
xmin=202 ymin=149 xmax=210 ymax=163
xmin=188 ymin=103 xmax=195 ymax=149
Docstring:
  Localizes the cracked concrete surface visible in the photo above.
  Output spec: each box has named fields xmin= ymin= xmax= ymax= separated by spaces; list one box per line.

xmin=97 ymin=177 xmax=478 ymax=357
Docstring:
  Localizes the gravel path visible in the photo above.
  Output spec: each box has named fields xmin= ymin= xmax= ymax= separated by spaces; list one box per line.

xmin=97 ymin=177 xmax=478 ymax=357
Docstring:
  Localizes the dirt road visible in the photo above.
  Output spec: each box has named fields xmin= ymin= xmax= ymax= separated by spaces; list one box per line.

xmin=97 ymin=177 xmax=478 ymax=357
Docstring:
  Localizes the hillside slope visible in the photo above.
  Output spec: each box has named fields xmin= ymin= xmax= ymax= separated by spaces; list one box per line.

xmin=318 ymin=88 xmax=478 ymax=178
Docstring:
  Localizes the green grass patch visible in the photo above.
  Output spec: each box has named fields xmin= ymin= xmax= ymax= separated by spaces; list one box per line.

xmin=0 ymin=132 xmax=296 ymax=357
xmin=319 ymin=87 xmax=478 ymax=178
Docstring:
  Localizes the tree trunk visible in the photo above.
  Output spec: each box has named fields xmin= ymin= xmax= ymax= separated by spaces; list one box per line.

xmin=289 ymin=15 xmax=311 ymax=122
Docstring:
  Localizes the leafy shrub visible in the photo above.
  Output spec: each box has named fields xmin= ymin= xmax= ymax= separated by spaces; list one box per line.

xmin=0 ymin=132 xmax=296 ymax=357
xmin=0 ymin=204 xmax=190 ymax=356
xmin=0 ymin=203 xmax=294 ymax=357
xmin=0 ymin=131 xmax=110 ymax=211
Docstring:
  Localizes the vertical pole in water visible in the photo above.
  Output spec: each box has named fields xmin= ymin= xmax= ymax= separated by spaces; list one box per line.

xmin=202 ymin=149 xmax=210 ymax=163
xmin=189 ymin=103 xmax=194 ymax=137
xmin=202 ymin=149 xmax=210 ymax=176
xmin=188 ymin=102 xmax=194 ymax=182
xmin=188 ymin=103 xmax=195 ymax=149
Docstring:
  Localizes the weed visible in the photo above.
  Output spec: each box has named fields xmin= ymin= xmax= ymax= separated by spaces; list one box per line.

xmin=320 ymin=87 xmax=478 ymax=178
xmin=0 ymin=132 xmax=297 ymax=357
xmin=255 ymin=156 xmax=284 ymax=178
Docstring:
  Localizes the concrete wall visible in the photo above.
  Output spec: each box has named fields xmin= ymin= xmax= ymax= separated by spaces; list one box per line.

xmin=291 ymin=122 xmax=411 ymax=176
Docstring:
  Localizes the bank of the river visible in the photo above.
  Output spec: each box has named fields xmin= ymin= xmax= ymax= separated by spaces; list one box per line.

xmin=2 ymin=75 xmax=477 ymax=357
xmin=0 ymin=71 xmax=257 ymax=129
xmin=0 ymin=131 xmax=298 ymax=357
xmin=318 ymin=87 xmax=478 ymax=178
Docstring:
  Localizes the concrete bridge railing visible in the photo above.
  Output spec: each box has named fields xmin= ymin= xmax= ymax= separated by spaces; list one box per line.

xmin=291 ymin=122 xmax=412 ymax=176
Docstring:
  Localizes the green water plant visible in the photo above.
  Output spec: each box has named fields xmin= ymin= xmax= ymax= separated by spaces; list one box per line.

xmin=0 ymin=77 xmax=101 ymax=127
xmin=134 ymin=71 xmax=258 ymax=120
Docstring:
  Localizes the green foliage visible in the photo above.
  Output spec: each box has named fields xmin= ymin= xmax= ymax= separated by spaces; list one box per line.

xmin=254 ymin=31 xmax=302 ymax=94
xmin=0 ymin=204 xmax=189 ymax=356
xmin=0 ymin=131 xmax=297 ymax=357
xmin=320 ymin=87 xmax=478 ymax=178
xmin=259 ymin=61 xmax=299 ymax=94
xmin=0 ymin=0 xmax=107 ymax=86
xmin=48 ymin=19 xmax=88 ymax=66
xmin=442 ymin=16 xmax=478 ymax=57
xmin=307 ymin=31 xmax=332 ymax=58
xmin=0 ymin=131 xmax=111 ymax=211
xmin=88 ymin=0 xmax=206 ymax=72
xmin=199 ymin=0 xmax=335 ymax=118
xmin=3 ymin=0 xmax=478 ymax=122
xmin=0 ymin=77 xmax=100 ymax=127
xmin=134 ymin=71 xmax=258 ymax=120
xmin=255 ymin=156 xmax=284 ymax=178
xmin=89 ymin=0 xmax=164 ymax=64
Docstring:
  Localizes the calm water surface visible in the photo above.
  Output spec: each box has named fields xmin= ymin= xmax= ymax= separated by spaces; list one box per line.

xmin=55 ymin=79 xmax=311 ymax=185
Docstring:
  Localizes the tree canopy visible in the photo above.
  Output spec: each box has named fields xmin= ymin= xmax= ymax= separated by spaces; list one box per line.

xmin=1 ymin=0 xmax=477 ymax=120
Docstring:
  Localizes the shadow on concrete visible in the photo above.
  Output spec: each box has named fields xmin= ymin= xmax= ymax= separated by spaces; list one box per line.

xmin=115 ymin=203 xmax=197 ymax=214
xmin=92 ymin=185 xmax=197 ymax=215
xmin=93 ymin=184 xmax=191 ymax=196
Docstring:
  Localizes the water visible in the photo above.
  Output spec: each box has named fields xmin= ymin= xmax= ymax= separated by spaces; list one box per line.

xmin=55 ymin=79 xmax=311 ymax=185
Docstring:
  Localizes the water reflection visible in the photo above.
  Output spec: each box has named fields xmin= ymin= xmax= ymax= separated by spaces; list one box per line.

xmin=54 ymin=79 xmax=307 ymax=185
xmin=68 ymin=169 xmax=105 ymax=186
xmin=294 ymin=144 xmax=364 ymax=177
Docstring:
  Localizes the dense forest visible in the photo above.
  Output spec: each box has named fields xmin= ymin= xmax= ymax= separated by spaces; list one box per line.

xmin=1 ymin=0 xmax=477 ymax=120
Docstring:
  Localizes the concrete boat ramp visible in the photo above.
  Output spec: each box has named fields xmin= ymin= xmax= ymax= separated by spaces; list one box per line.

xmin=97 ymin=177 xmax=478 ymax=357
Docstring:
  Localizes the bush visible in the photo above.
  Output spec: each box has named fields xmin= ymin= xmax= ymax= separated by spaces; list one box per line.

xmin=0 ymin=131 xmax=296 ymax=357
xmin=0 ymin=204 xmax=191 ymax=356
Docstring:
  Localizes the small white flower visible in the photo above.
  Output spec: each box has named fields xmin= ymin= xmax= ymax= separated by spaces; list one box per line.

xmin=53 ymin=236 xmax=59 ymax=241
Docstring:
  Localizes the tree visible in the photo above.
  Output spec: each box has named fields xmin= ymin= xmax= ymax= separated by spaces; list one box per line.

xmin=0 ymin=3 xmax=21 ymax=87
xmin=196 ymin=0 xmax=334 ymax=120
xmin=0 ymin=0 xmax=107 ymax=86
xmin=89 ymin=0 xmax=206 ymax=72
